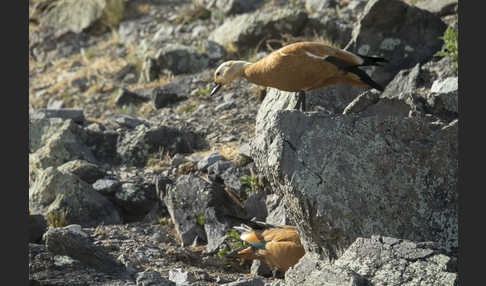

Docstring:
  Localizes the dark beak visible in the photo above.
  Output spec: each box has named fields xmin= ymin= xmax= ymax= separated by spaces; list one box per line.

xmin=210 ymin=83 xmax=222 ymax=96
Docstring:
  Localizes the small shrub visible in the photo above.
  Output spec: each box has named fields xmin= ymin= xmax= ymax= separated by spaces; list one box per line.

xmin=240 ymin=172 xmax=263 ymax=194
xmin=158 ymin=216 xmax=171 ymax=226
xmin=193 ymin=86 xmax=211 ymax=97
xmin=46 ymin=209 xmax=69 ymax=227
xmin=176 ymin=102 xmax=197 ymax=113
xmin=196 ymin=213 xmax=205 ymax=226
xmin=217 ymin=229 xmax=247 ymax=265
xmin=435 ymin=25 xmax=458 ymax=73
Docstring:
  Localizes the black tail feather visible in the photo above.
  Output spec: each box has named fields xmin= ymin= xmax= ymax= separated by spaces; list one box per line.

xmin=324 ymin=55 xmax=386 ymax=92
xmin=357 ymin=54 xmax=389 ymax=67
xmin=347 ymin=66 xmax=384 ymax=91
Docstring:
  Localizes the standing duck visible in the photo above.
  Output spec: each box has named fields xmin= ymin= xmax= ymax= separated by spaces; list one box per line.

xmin=210 ymin=41 xmax=388 ymax=111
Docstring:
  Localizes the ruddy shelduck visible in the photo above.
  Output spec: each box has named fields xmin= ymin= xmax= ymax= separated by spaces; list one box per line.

xmin=230 ymin=223 xmax=305 ymax=276
xmin=210 ymin=41 xmax=388 ymax=111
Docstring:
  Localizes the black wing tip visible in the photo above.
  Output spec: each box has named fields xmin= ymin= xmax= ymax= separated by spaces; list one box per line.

xmin=358 ymin=54 xmax=389 ymax=66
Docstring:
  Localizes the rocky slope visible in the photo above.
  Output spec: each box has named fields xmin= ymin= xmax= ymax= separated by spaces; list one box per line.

xmin=29 ymin=0 xmax=459 ymax=285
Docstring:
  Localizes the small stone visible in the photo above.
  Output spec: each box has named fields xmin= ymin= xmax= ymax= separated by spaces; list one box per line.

xmin=202 ymin=40 xmax=225 ymax=60
xmin=31 ymin=108 xmax=85 ymax=124
xmin=250 ymin=260 xmax=273 ymax=277
xmin=215 ymin=101 xmax=236 ymax=112
xmin=47 ymin=98 xmax=64 ymax=109
xmin=171 ymin=153 xmax=187 ymax=167
xmin=168 ymin=268 xmax=197 ymax=285
xmin=197 ymin=152 xmax=225 ymax=171
xmin=136 ymin=270 xmax=176 ymax=286
xmin=237 ymin=143 xmax=252 ymax=159
xmin=223 ymin=92 xmax=235 ymax=102
xmin=115 ymin=88 xmax=149 ymax=107
xmin=71 ymin=77 xmax=89 ymax=91
xmin=92 ymin=179 xmax=122 ymax=196
xmin=221 ymin=277 xmax=265 ymax=286
xmin=430 ymin=77 xmax=458 ymax=94
xmin=207 ymin=160 xmax=233 ymax=177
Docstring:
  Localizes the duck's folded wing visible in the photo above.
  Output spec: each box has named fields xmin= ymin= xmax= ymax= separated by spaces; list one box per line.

xmin=278 ymin=42 xmax=363 ymax=67
xmin=262 ymin=228 xmax=302 ymax=244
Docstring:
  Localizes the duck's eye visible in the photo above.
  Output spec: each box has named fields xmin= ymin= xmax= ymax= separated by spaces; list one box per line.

xmin=216 ymin=72 xmax=220 ymax=76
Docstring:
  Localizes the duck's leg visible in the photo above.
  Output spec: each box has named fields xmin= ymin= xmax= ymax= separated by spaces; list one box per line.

xmin=301 ymin=91 xmax=306 ymax=112
xmin=294 ymin=91 xmax=306 ymax=112
xmin=272 ymin=269 xmax=285 ymax=279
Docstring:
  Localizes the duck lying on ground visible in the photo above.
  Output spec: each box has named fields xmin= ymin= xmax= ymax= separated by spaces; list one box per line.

xmin=210 ymin=41 xmax=388 ymax=111
xmin=228 ymin=220 xmax=305 ymax=277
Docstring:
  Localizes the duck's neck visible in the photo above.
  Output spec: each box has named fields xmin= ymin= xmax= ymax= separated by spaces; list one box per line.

xmin=233 ymin=60 xmax=252 ymax=77
xmin=241 ymin=60 xmax=269 ymax=86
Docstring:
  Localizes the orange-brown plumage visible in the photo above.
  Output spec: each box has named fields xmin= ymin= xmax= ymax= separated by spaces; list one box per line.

xmin=233 ymin=224 xmax=305 ymax=273
xmin=210 ymin=41 xmax=387 ymax=111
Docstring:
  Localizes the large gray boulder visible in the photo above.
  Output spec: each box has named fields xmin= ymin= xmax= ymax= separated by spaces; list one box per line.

xmin=195 ymin=0 xmax=263 ymax=15
xmin=251 ymin=89 xmax=458 ymax=260
xmin=30 ymin=108 xmax=85 ymax=124
xmin=114 ymin=181 xmax=158 ymax=223
xmin=284 ymin=252 xmax=366 ymax=286
xmin=57 ymin=159 xmax=105 ymax=184
xmin=209 ymin=8 xmax=307 ymax=54
xmin=334 ymin=236 xmax=458 ymax=285
xmin=29 ymin=166 xmax=122 ymax=227
xmin=116 ymin=124 xmax=201 ymax=166
xmin=29 ymin=214 xmax=48 ymax=243
xmin=139 ymin=44 xmax=209 ymax=82
xmin=356 ymin=62 xmax=458 ymax=121
xmin=345 ymin=0 xmax=447 ymax=87
xmin=163 ymin=175 xmax=225 ymax=247
xmin=29 ymin=26 xmax=90 ymax=62
xmin=427 ymin=76 xmax=458 ymax=114
xmin=305 ymin=0 xmax=336 ymax=13
xmin=415 ymin=0 xmax=458 ymax=16
xmin=43 ymin=225 xmax=125 ymax=273
xmin=284 ymin=236 xmax=457 ymax=285
xmin=29 ymin=118 xmax=97 ymax=185
xmin=29 ymin=118 xmax=95 ymax=162
xmin=30 ymin=0 xmax=117 ymax=61
xmin=39 ymin=0 xmax=106 ymax=34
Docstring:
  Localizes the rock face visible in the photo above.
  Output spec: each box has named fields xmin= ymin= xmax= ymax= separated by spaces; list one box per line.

xmin=40 ymin=0 xmax=106 ymax=34
xmin=285 ymin=236 xmax=457 ymax=285
xmin=251 ymin=89 xmax=458 ymax=259
xmin=196 ymin=0 xmax=263 ymax=15
xmin=43 ymin=225 xmax=125 ymax=273
xmin=117 ymin=125 xmax=202 ymax=166
xmin=345 ymin=0 xmax=447 ymax=87
xmin=428 ymin=76 xmax=458 ymax=114
xmin=114 ymin=181 xmax=158 ymax=223
xmin=29 ymin=118 xmax=97 ymax=175
xmin=29 ymin=215 xmax=48 ymax=243
xmin=209 ymin=8 xmax=308 ymax=54
xmin=285 ymin=252 xmax=366 ymax=286
xmin=29 ymin=167 xmax=122 ymax=227
xmin=57 ymin=159 xmax=105 ymax=184
xmin=416 ymin=0 xmax=458 ymax=16
xmin=140 ymin=44 xmax=209 ymax=81
xmin=163 ymin=175 xmax=225 ymax=246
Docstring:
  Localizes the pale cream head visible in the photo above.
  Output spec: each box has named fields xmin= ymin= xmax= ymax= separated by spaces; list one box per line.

xmin=210 ymin=60 xmax=251 ymax=96
xmin=213 ymin=60 xmax=250 ymax=85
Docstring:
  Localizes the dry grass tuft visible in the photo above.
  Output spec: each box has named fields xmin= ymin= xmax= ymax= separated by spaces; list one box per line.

xmin=174 ymin=4 xmax=211 ymax=24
